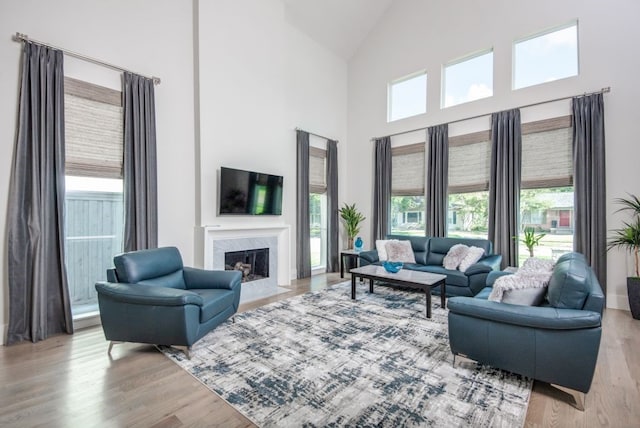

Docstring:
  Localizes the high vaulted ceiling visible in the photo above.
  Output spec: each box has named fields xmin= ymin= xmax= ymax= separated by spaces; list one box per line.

xmin=283 ymin=0 xmax=395 ymax=60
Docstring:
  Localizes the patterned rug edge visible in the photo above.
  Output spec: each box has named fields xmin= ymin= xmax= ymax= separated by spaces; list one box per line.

xmin=156 ymin=341 xmax=263 ymax=427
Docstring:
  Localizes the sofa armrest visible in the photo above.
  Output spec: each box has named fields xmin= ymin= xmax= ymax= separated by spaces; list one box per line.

xmin=447 ymin=296 xmax=601 ymax=330
xmin=95 ymin=282 xmax=203 ymax=306
xmin=358 ymin=250 xmax=379 ymax=265
xmin=183 ymin=267 xmax=242 ymax=290
xmin=474 ymin=254 xmax=502 ymax=271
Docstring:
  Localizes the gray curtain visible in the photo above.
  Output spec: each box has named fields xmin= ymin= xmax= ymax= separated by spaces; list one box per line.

xmin=572 ymin=93 xmax=607 ymax=292
xmin=296 ymin=130 xmax=311 ymax=278
xmin=326 ymin=140 xmax=339 ymax=272
xmin=488 ymin=109 xmax=522 ymax=268
xmin=123 ymin=72 xmax=158 ymax=252
xmin=7 ymin=42 xmax=73 ymax=344
xmin=427 ymin=124 xmax=449 ymax=237
xmin=373 ymin=137 xmax=392 ymax=241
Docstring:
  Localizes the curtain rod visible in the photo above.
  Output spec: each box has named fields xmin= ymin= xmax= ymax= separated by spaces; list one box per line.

xmin=295 ymin=127 xmax=338 ymax=143
xmin=13 ymin=32 xmax=161 ymax=85
xmin=371 ymin=86 xmax=611 ymax=141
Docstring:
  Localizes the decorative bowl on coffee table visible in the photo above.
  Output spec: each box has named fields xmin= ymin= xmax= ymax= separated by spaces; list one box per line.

xmin=382 ymin=261 xmax=403 ymax=273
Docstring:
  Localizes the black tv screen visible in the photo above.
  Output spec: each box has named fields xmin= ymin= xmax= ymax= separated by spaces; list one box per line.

xmin=219 ymin=167 xmax=283 ymax=215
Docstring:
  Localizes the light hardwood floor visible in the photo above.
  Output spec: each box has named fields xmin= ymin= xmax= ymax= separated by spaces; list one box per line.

xmin=1 ymin=273 xmax=638 ymax=427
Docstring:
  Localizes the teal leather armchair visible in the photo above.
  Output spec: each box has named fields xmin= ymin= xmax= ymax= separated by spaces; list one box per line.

xmin=447 ymin=252 xmax=604 ymax=403
xmin=95 ymin=247 xmax=241 ymax=358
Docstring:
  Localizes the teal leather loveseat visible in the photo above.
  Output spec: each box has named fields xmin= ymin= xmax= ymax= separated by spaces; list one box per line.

xmin=447 ymin=252 xmax=604 ymax=399
xmin=358 ymin=235 xmax=502 ymax=297
xmin=95 ymin=246 xmax=241 ymax=358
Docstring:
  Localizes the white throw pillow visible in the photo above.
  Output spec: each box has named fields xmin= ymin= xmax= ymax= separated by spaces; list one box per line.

xmin=488 ymin=270 xmax=552 ymax=306
xmin=458 ymin=246 xmax=485 ymax=272
xmin=443 ymin=244 xmax=469 ymax=270
xmin=385 ymin=240 xmax=416 ymax=263
xmin=376 ymin=239 xmax=397 ymax=261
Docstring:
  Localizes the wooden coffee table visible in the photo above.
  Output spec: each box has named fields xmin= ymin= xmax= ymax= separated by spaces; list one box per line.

xmin=349 ymin=265 xmax=447 ymax=318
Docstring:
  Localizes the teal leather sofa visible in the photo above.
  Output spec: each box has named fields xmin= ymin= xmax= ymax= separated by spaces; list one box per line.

xmin=358 ymin=235 xmax=502 ymax=297
xmin=95 ymin=246 xmax=241 ymax=358
xmin=447 ymin=252 xmax=604 ymax=399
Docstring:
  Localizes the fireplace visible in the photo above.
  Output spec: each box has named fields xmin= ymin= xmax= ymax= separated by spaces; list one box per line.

xmin=225 ymin=248 xmax=269 ymax=283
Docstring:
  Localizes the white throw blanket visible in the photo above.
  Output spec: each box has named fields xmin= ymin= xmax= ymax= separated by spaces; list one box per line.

xmin=488 ymin=258 xmax=555 ymax=302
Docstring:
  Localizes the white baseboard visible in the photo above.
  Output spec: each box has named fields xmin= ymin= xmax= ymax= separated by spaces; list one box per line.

xmin=0 ymin=323 xmax=6 ymax=346
xmin=73 ymin=313 xmax=102 ymax=331
xmin=607 ymin=293 xmax=630 ymax=311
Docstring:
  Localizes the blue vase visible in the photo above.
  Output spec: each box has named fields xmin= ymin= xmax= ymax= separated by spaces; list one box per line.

xmin=354 ymin=237 xmax=363 ymax=252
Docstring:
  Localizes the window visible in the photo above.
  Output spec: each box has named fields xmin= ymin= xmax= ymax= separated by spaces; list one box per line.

xmin=443 ymin=50 xmax=493 ymax=108
xmin=519 ymin=116 xmax=574 ymax=265
xmin=388 ymin=71 xmax=427 ymax=122
xmin=390 ymin=143 xmax=426 ymax=235
xmin=513 ymin=22 xmax=578 ymax=90
xmin=447 ymin=130 xmax=491 ymax=238
xmin=309 ymin=146 xmax=327 ymax=270
xmin=64 ymin=77 xmax=124 ymax=318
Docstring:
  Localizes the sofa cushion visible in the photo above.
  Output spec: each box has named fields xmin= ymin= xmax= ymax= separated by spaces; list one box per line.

xmin=458 ymin=246 xmax=486 ymax=272
xmin=443 ymin=244 xmax=469 ymax=269
xmin=192 ymin=288 xmax=237 ymax=323
xmin=414 ymin=265 xmax=469 ymax=287
xmin=386 ymin=240 xmax=416 ymax=263
xmin=547 ymin=257 xmax=593 ymax=310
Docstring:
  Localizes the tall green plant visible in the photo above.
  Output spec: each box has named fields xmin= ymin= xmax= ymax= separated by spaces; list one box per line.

xmin=338 ymin=203 xmax=365 ymax=248
xmin=520 ymin=227 xmax=546 ymax=257
xmin=608 ymin=195 xmax=640 ymax=277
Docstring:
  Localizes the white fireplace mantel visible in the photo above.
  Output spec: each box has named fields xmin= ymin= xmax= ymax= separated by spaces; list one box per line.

xmin=199 ymin=224 xmax=292 ymax=286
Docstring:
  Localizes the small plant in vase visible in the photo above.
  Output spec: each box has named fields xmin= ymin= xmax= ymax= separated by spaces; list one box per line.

xmin=338 ymin=203 xmax=365 ymax=249
xmin=520 ymin=226 xmax=546 ymax=257
xmin=608 ymin=194 xmax=640 ymax=319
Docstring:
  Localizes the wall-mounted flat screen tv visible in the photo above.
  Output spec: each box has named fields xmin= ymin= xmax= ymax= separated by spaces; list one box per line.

xmin=219 ymin=167 xmax=283 ymax=215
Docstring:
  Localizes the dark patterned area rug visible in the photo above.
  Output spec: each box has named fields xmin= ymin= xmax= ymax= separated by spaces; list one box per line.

xmin=161 ymin=282 xmax=531 ymax=427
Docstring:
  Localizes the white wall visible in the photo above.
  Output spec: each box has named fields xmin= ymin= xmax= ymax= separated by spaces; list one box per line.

xmin=347 ymin=0 xmax=640 ymax=309
xmin=0 ymin=0 xmax=196 ymax=343
xmin=196 ymin=0 xmax=348 ymax=275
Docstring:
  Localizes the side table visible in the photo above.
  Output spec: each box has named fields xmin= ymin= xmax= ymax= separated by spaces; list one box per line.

xmin=340 ymin=249 xmax=362 ymax=278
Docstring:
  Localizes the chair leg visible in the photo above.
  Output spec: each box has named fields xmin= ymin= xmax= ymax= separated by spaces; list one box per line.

xmin=551 ymin=384 xmax=586 ymax=411
xmin=174 ymin=345 xmax=191 ymax=360
xmin=452 ymin=353 xmax=457 ymax=367
xmin=232 ymin=316 xmax=236 ymax=324
xmin=107 ymin=341 xmax=123 ymax=355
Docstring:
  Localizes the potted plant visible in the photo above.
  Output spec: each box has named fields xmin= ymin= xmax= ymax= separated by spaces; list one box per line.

xmin=338 ymin=203 xmax=365 ymax=249
xmin=608 ymin=194 xmax=640 ymax=319
xmin=520 ymin=226 xmax=546 ymax=258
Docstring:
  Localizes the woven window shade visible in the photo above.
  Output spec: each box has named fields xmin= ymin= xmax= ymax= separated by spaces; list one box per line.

xmin=391 ymin=143 xmax=425 ymax=196
xmin=521 ymin=116 xmax=572 ymax=189
xmin=310 ymin=146 xmax=326 ymax=194
xmin=64 ymin=77 xmax=123 ymax=179
xmin=448 ymin=131 xmax=491 ymax=193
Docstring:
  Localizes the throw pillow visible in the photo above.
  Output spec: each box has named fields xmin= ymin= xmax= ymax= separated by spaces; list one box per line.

xmin=376 ymin=239 xmax=397 ymax=261
xmin=385 ymin=240 xmax=416 ymax=263
xmin=458 ymin=246 xmax=485 ymax=272
xmin=488 ymin=270 xmax=552 ymax=306
xmin=443 ymin=244 xmax=469 ymax=270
